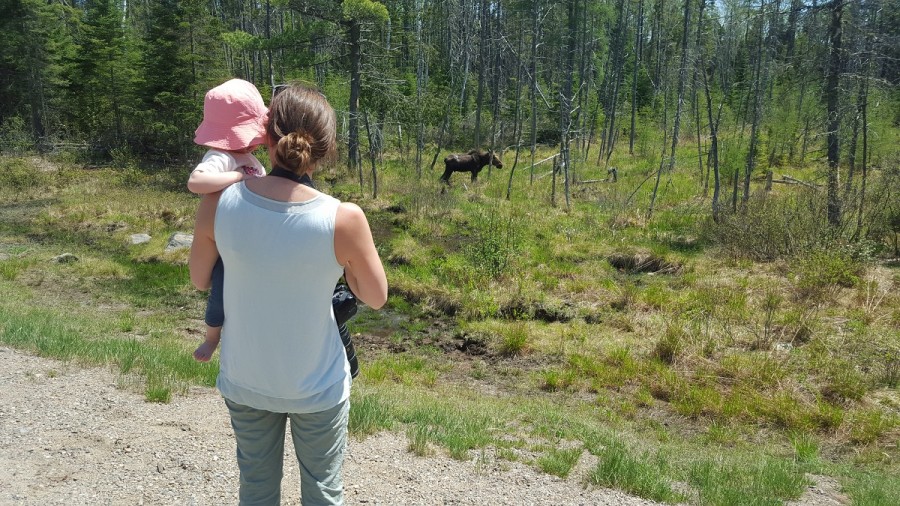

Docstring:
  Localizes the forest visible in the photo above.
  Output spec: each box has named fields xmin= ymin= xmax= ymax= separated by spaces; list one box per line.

xmin=3 ymin=0 xmax=898 ymax=214
xmin=1 ymin=0 xmax=900 ymax=504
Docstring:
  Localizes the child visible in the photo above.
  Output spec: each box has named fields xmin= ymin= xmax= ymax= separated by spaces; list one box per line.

xmin=189 ymin=78 xmax=268 ymax=362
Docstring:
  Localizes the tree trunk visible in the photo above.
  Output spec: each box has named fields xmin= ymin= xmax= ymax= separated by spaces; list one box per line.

xmin=488 ymin=6 xmax=501 ymax=177
xmin=856 ymin=72 xmax=868 ymax=237
xmin=648 ymin=63 xmax=670 ymax=219
xmin=825 ymin=0 xmax=843 ymax=227
xmin=415 ymin=0 xmax=424 ymax=179
xmin=650 ymin=0 xmax=691 ymax=219
xmin=508 ymin=29 xmax=526 ymax=200
xmin=364 ymin=110 xmax=378 ymax=198
xmin=348 ymin=20 xmax=361 ymax=172
xmin=845 ymin=76 xmax=864 ymax=199
xmin=603 ymin=0 xmax=629 ymax=164
xmin=560 ymin=0 xmax=577 ymax=210
xmin=529 ymin=0 xmax=539 ymax=185
xmin=474 ymin=0 xmax=489 ymax=147
xmin=629 ymin=0 xmax=644 ymax=155
xmin=266 ymin=0 xmax=273 ymax=89
xmin=744 ymin=0 xmax=766 ymax=205
xmin=699 ymin=0 xmax=721 ymax=222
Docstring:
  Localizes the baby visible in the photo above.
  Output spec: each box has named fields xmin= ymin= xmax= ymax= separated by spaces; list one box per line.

xmin=188 ymin=79 xmax=268 ymax=362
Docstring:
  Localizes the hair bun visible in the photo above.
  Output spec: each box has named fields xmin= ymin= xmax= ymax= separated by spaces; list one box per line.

xmin=277 ymin=131 xmax=316 ymax=171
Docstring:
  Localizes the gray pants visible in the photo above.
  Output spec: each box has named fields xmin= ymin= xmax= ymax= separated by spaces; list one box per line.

xmin=224 ymin=397 xmax=349 ymax=506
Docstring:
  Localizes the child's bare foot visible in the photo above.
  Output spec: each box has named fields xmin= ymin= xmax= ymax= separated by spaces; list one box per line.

xmin=193 ymin=339 xmax=219 ymax=362
xmin=193 ymin=326 xmax=222 ymax=362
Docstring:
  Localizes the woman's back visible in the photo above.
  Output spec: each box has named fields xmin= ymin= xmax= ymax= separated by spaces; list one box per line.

xmin=214 ymin=182 xmax=349 ymax=414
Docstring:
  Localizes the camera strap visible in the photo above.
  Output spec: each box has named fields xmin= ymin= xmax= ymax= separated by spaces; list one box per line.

xmin=269 ymin=166 xmax=315 ymax=188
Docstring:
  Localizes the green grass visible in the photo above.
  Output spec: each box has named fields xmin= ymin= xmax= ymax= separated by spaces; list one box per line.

xmin=537 ymin=446 xmax=583 ymax=478
xmin=0 ymin=302 xmax=218 ymax=389
xmin=688 ymin=456 xmax=808 ymax=506
xmin=588 ymin=440 xmax=682 ymax=502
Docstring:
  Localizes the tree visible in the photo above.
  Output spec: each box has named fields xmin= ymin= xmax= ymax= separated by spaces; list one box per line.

xmin=825 ymin=0 xmax=844 ymax=226
xmin=342 ymin=0 xmax=389 ymax=171
xmin=68 ymin=0 xmax=132 ymax=149
xmin=0 ymin=0 xmax=75 ymax=145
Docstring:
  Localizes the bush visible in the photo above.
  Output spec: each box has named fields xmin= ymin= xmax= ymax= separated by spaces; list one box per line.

xmin=706 ymin=191 xmax=832 ymax=260
xmin=0 ymin=157 xmax=51 ymax=193
xmin=792 ymin=248 xmax=862 ymax=301
xmin=0 ymin=116 xmax=33 ymax=153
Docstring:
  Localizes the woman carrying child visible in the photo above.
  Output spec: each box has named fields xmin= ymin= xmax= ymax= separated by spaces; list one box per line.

xmin=189 ymin=83 xmax=387 ymax=505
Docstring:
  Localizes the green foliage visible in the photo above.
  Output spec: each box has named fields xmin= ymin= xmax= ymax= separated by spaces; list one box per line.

xmin=791 ymin=248 xmax=862 ymax=301
xmin=847 ymin=408 xmax=899 ymax=445
xmin=0 ymin=116 xmax=33 ymax=152
xmin=652 ymin=320 xmax=685 ymax=365
xmin=0 ymin=157 xmax=51 ymax=193
xmin=498 ymin=321 xmax=530 ymax=356
xmin=342 ymin=0 xmax=389 ymax=24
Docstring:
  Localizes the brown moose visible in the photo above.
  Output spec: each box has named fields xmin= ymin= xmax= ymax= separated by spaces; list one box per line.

xmin=440 ymin=150 xmax=503 ymax=184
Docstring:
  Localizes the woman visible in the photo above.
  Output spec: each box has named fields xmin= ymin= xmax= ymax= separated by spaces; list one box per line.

xmin=189 ymin=83 xmax=387 ymax=505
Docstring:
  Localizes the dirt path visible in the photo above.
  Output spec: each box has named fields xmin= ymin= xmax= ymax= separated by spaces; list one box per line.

xmin=0 ymin=346 xmax=662 ymax=505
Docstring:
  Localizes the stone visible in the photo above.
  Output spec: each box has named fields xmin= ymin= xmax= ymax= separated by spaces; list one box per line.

xmin=165 ymin=233 xmax=193 ymax=252
xmin=52 ymin=253 xmax=78 ymax=263
xmin=130 ymin=234 xmax=151 ymax=245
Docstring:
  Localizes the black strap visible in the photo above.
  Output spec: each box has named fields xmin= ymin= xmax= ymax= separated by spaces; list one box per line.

xmin=269 ymin=166 xmax=315 ymax=188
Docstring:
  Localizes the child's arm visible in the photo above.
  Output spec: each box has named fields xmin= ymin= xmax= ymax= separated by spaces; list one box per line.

xmin=187 ymin=170 xmax=246 ymax=194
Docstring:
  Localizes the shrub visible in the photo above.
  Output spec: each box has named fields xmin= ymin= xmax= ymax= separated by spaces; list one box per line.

xmin=464 ymin=207 xmax=522 ymax=279
xmin=0 ymin=157 xmax=51 ymax=193
xmin=792 ymin=249 xmax=862 ymax=301
xmin=706 ymin=191 xmax=832 ymax=260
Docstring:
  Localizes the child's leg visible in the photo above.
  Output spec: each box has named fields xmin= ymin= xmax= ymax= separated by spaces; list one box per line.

xmin=194 ymin=257 xmax=225 ymax=362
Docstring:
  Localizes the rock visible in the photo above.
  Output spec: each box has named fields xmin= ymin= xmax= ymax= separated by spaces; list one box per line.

xmin=130 ymin=234 xmax=151 ymax=245
xmin=774 ymin=342 xmax=793 ymax=353
xmin=165 ymin=233 xmax=193 ymax=251
xmin=52 ymin=253 xmax=78 ymax=263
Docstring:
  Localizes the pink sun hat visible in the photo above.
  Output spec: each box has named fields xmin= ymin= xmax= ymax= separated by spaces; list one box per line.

xmin=194 ymin=79 xmax=268 ymax=150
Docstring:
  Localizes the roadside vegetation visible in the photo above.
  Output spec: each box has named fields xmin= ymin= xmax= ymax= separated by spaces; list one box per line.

xmin=0 ymin=151 xmax=897 ymax=505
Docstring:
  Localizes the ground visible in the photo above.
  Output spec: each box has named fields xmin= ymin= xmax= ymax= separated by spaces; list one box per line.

xmin=0 ymin=346 xmax=663 ymax=506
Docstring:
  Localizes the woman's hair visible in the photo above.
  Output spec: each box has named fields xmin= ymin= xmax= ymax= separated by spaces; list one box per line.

xmin=266 ymin=84 xmax=337 ymax=173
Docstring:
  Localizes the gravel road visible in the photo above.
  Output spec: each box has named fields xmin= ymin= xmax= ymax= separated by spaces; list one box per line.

xmin=0 ymin=346 xmax=663 ymax=506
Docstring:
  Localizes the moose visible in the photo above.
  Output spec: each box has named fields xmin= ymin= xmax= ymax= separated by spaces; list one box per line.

xmin=440 ymin=149 xmax=503 ymax=184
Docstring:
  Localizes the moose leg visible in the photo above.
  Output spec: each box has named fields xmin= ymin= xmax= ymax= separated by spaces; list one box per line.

xmin=440 ymin=167 xmax=454 ymax=184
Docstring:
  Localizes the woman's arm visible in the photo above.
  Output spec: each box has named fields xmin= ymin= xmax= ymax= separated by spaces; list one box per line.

xmin=188 ymin=193 xmax=222 ymax=290
xmin=334 ymin=203 xmax=388 ymax=309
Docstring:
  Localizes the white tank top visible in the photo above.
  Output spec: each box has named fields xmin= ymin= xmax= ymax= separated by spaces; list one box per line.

xmin=214 ymin=182 xmax=349 ymax=413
